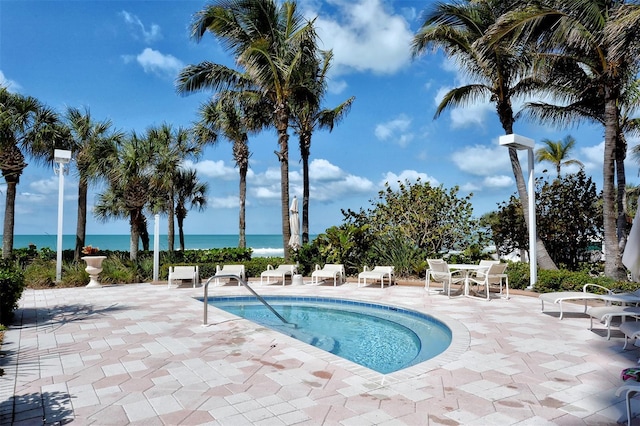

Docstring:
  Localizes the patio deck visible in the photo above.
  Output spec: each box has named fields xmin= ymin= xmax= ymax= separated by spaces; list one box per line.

xmin=0 ymin=280 xmax=638 ymax=425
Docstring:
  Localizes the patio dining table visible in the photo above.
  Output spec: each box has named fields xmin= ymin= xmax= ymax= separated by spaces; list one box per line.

xmin=449 ymin=263 xmax=489 ymax=298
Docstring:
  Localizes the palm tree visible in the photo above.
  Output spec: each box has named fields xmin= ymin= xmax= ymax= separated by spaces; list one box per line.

xmin=148 ymin=124 xmax=200 ymax=252
xmin=175 ymin=168 xmax=208 ymax=251
xmin=412 ymin=0 xmax=558 ymax=271
xmin=484 ymin=0 xmax=640 ymax=279
xmin=193 ymin=91 xmax=269 ymax=248
xmin=64 ymin=106 xmax=122 ymax=261
xmin=0 ymin=88 xmax=64 ymax=258
xmin=290 ymin=49 xmax=355 ymax=245
xmin=95 ymin=132 xmax=157 ymax=260
xmin=535 ymin=136 xmax=584 ymax=178
xmin=177 ymin=0 xmax=319 ymax=260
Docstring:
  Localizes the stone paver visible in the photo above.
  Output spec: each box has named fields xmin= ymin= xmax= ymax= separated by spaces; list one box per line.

xmin=0 ymin=281 xmax=638 ymax=425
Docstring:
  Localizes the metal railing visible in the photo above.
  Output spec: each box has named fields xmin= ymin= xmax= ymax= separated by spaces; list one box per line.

xmin=202 ymin=274 xmax=290 ymax=326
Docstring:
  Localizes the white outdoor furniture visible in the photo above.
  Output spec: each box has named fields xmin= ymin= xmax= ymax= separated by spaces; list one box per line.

xmin=539 ymin=284 xmax=640 ymax=319
xmin=214 ymin=264 xmax=246 ymax=286
xmin=311 ymin=264 xmax=345 ymax=286
xmin=586 ymin=305 xmax=640 ymax=339
xmin=260 ymin=264 xmax=297 ymax=285
xmin=615 ymin=383 xmax=640 ymax=426
xmin=425 ymin=259 xmax=465 ymax=297
xmin=168 ymin=265 xmax=199 ymax=288
xmin=357 ymin=266 xmax=394 ymax=288
xmin=468 ymin=262 xmax=509 ymax=300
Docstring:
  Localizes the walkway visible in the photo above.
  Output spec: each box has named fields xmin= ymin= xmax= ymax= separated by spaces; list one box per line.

xmin=0 ymin=280 xmax=637 ymax=425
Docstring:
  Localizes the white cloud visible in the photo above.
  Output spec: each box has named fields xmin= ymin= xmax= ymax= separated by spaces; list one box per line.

xmin=184 ymin=159 xmax=236 ymax=180
xmin=580 ymin=141 xmax=604 ymax=172
xmin=379 ymin=170 xmax=439 ymax=190
xmin=135 ymin=48 xmax=183 ymax=78
xmin=483 ymin=175 xmax=513 ymax=188
xmin=120 ymin=10 xmax=162 ymax=43
xmin=309 ymin=0 xmax=413 ymax=76
xmin=29 ymin=176 xmax=59 ymax=194
xmin=0 ymin=71 xmax=21 ymax=92
xmin=309 ymin=159 xmax=345 ymax=181
xmin=452 ymin=144 xmax=511 ymax=177
xmin=374 ymin=114 xmax=414 ymax=147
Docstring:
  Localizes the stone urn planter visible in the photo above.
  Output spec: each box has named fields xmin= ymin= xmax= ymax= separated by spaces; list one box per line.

xmin=82 ymin=256 xmax=107 ymax=288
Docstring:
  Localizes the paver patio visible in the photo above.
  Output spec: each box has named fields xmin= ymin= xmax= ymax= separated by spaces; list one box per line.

xmin=0 ymin=280 xmax=639 ymax=425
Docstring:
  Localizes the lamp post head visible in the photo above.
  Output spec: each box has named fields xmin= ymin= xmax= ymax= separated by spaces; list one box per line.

xmin=499 ymin=134 xmax=535 ymax=150
xmin=54 ymin=149 xmax=72 ymax=164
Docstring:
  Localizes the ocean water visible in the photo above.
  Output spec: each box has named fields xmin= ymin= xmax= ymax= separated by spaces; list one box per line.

xmin=13 ymin=234 xmax=288 ymax=258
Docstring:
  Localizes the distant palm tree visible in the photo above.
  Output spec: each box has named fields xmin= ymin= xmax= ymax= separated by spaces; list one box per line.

xmin=412 ymin=0 xmax=558 ymax=270
xmin=175 ymin=168 xmax=208 ymax=251
xmin=148 ymin=124 xmax=200 ymax=252
xmin=535 ymin=136 xmax=584 ymax=178
xmin=290 ymin=49 xmax=355 ymax=245
xmin=95 ymin=132 xmax=157 ymax=260
xmin=0 ymin=88 xmax=63 ymax=258
xmin=64 ymin=106 xmax=122 ymax=261
xmin=177 ymin=0 xmax=319 ymax=260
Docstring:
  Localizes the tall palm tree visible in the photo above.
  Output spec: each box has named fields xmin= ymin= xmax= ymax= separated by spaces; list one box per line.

xmin=484 ymin=0 xmax=640 ymax=279
xmin=64 ymin=106 xmax=122 ymax=261
xmin=535 ymin=135 xmax=584 ymax=178
xmin=148 ymin=124 xmax=200 ymax=252
xmin=177 ymin=0 xmax=319 ymax=260
xmin=289 ymin=49 xmax=355 ymax=245
xmin=412 ymin=0 xmax=558 ymax=271
xmin=0 ymin=88 xmax=64 ymax=258
xmin=194 ymin=92 xmax=269 ymax=248
xmin=175 ymin=168 xmax=208 ymax=251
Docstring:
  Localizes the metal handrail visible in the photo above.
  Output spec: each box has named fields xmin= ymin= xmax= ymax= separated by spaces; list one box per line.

xmin=202 ymin=274 xmax=290 ymax=326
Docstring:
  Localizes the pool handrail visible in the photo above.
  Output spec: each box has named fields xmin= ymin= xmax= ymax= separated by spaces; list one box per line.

xmin=202 ymin=274 xmax=291 ymax=326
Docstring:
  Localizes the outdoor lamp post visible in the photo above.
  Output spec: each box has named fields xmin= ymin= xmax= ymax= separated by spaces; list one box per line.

xmin=54 ymin=149 xmax=72 ymax=283
xmin=499 ymin=134 xmax=537 ymax=289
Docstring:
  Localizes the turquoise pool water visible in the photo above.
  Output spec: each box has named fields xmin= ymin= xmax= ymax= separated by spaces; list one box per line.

xmin=206 ymin=296 xmax=452 ymax=374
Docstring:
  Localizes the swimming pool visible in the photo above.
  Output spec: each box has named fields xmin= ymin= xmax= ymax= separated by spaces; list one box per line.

xmin=206 ymin=296 xmax=452 ymax=374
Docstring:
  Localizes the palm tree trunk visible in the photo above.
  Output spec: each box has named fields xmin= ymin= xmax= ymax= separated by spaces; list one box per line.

xmin=616 ymin=133 xmax=629 ymax=255
xmin=275 ymin=104 xmax=291 ymax=260
xmin=603 ymin=91 xmax=626 ymax=279
xmin=2 ymin=181 xmax=17 ymax=259
xmin=75 ymin=179 xmax=88 ymax=262
xmin=301 ymin=133 xmax=310 ymax=245
xmin=178 ymin=214 xmax=186 ymax=251
xmin=168 ymin=193 xmax=175 ymax=252
xmin=239 ymin=163 xmax=247 ymax=248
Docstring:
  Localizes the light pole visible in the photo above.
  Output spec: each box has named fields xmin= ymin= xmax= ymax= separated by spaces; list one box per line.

xmin=54 ymin=149 xmax=72 ymax=283
xmin=499 ymin=134 xmax=537 ymax=289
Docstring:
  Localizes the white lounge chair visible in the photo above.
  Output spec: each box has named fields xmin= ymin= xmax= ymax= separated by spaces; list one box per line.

xmin=615 ymin=383 xmax=640 ymax=426
xmin=586 ymin=305 xmax=640 ymax=339
xmin=619 ymin=320 xmax=640 ymax=349
xmin=425 ymin=259 xmax=465 ymax=297
xmin=260 ymin=264 xmax=297 ymax=285
xmin=214 ymin=264 xmax=246 ymax=286
xmin=357 ymin=266 xmax=394 ymax=288
xmin=168 ymin=265 xmax=199 ymax=288
xmin=539 ymin=284 xmax=640 ymax=319
xmin=311 ymin=264 xmax=345 ymax=286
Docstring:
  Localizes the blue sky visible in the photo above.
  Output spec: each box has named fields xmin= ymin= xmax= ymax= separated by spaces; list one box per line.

xmin=0 ymin=0 xmax=636 ymax=238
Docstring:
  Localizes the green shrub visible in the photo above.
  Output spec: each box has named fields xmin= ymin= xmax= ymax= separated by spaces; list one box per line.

xmin=24 ymin=259 xmax=56 ymax=288
xmin=0 ymin=259 xmax=26 ymax=325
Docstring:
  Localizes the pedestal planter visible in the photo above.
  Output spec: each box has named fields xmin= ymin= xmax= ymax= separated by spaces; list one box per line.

xmin=82 ymin=256 xmax=107 ymax=288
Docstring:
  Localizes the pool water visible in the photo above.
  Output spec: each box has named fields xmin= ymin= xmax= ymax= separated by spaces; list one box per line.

xmin=206 ymin=296 xmax=452 ymax=374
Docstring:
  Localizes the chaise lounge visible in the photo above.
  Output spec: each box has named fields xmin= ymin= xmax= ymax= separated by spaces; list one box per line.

xmin=260 ymin=264 xmax=297 ymax=285
xmin=213 ymin=264 xmax=246 ymax=286
xmin=357 ymin=265 xmax=394 ymax=288
xmin=539 ymin=284 xmax=640 ymax=319
xmin=168 ymin=265 xmax=199 ymax=288
xmin=311 ymin=264 xmax=345 ymax=286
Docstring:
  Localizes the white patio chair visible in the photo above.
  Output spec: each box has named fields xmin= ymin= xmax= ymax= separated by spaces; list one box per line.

xmin=425 ymin=259 xmax=465 ymax=297
xmin=468 ymin=262 xmax=509 ymax=300
xmin=168 ymin=265 xmax=199 ymax=288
